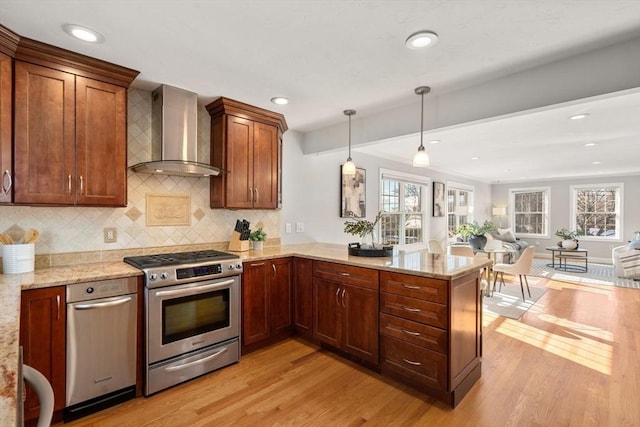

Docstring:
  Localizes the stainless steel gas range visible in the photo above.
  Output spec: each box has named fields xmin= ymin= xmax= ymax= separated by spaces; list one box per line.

xmin=124 ymin=250 xmax=242 ymax=395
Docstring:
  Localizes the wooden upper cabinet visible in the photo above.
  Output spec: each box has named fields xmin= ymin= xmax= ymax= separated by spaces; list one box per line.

xmin=75 ymin=77 xmax=127 ymax=206
xmin=0 ymin=51 xmax=12 ymax=203
xmin=206 ymin=97 xmax=287 ymax=210
xmin=10 ymin=36 xmax=138 ymax=206
xmin=14 ymin=61 xmax=76 ymax=205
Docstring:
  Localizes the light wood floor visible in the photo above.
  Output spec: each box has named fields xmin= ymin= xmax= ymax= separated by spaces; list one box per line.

xmin=62 ymin=276 xmax=640 ymax=427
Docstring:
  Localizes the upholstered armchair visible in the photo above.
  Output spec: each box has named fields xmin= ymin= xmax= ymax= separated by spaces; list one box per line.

xmin=612 ymin=243 xmax=640 ymax=278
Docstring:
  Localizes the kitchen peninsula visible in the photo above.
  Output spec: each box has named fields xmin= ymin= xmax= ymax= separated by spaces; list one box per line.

xmin=0 ymin=243 xmax=490 ymax=426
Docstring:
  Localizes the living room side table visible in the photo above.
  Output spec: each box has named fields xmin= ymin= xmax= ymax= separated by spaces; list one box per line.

xmin=545 ymin=246 xmax=588 ymax=272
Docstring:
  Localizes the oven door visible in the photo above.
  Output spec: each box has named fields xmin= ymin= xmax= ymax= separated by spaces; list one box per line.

xmin=146 ymin=276 xmax=239 ymax=365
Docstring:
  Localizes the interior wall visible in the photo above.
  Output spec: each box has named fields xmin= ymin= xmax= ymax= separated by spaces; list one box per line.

xmin=281 ymin=136 xmax=491 ymax=246
xmin=491 ymin=174 xmax=640 ymax=261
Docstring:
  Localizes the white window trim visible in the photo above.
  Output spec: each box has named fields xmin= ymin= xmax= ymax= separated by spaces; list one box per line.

xmin=379 ymin=168 xmax=430 ymax=249
xmin=509 ymin=186 xmax=551 ymax=238
xmin=446 ymin=181 xmax=475 ymax=218
xmin=570 ymin=182 xmax=624 ymax=242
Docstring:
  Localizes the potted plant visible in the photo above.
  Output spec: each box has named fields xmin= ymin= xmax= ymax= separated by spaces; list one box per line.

xmin=344 ymin=211 xmax=383 ymax=249
xmin=453 ymin=220 xmax=496 ymax=251
xmin=249 ymin=227 xmax=267 ymax=250
xmin=555 ymin=228 xmax=582 ymax=249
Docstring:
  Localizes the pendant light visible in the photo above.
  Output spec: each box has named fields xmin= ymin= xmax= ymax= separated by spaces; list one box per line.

xmin=342 ymin=109 xmax=357 ymax=175
xmin=412 ymin=86 xmax=431 ymax=167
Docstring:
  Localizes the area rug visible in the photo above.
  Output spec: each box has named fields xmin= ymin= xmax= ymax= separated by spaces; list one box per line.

xmin=483 ymin=276 xmax=548 ymax=319
xmin=529 ymin=259 xmax=640 ymax=289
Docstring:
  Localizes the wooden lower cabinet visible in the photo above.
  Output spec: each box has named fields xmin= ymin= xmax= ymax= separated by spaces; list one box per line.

xmin=242 ymin=258 xmax=293 ymax=351
xmin=379 ymin=270 xmax=482 ymax=407
xmin=293 ymin=257 xmax=313 ymax=337
xmin=312 ymin=261 xmax=379 ymax=365
xmin=20 ymin=286 xmax=66 ymax=425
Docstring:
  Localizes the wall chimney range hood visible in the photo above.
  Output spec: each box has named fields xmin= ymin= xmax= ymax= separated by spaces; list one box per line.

xmin=131 ymin=85 xmax=222 ymax=177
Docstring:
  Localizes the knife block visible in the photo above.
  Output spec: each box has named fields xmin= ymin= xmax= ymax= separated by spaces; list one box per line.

xmin=228 ymin=231 xmax=250 ymax=252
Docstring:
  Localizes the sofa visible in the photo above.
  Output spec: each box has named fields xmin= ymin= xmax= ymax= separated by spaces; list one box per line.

xmin=612 ymin=240 xmax=640 ymax=279
xmin=486 ymin=228 xmax=531 ymax=263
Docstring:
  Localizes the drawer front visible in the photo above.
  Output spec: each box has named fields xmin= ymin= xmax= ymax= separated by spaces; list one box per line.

xmin=312 ymin=260 xmax=378 ymax=290
xmin=380 ymin=336 xmax=447 ymax=391
xmin=380 ymin=271 xmax=447 ymax=304
xmin=379 ymin=313 xmax=447 ymax=353
xmin=380 ymin=292 xmax=448 ymax=329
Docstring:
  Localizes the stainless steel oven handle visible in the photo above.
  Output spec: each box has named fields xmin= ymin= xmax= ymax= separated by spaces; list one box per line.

xmin=155 ymin=279 xmax=236 ymax=297
xmin=164 ymin=347 xmax=229 ymax=372
xmin=73 ymin=296 xmax=132 ymax=310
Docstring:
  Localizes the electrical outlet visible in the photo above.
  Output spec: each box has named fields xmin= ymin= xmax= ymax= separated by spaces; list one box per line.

xmin=285 ymin=223 xmax=292 ymax=234
xmin=296 ymin=222 xmax=304 ymax=233
xmin=104 ymin=227 xmax=117 ymax=243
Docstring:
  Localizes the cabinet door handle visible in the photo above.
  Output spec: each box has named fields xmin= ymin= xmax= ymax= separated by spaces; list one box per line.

xmin=56 ymin=295 xmax=61 ymax=320
xmin=402 ymin=306 xmax=421 ymax=313
xmin=401 ymin=328 xmax=421 ymax=337
xmin=254 ymin=187 xmax=259 ymax=202
xmin=2 ymin=170 xmax=11 ymax=194
xmin=335 ymin=287 xmax=341 ymax=305
xmin=248 ymin=188 xmax=253 ymax=202
xmin=402 ymin=358 xmax=422 ymax=366
xmin=341 ymin=289 xmax=346 ymax=307
xmin=79 ymin=176 xmax=84 ymax=195
xmin=68 ymin=175 xmax=72 ymax=194
xmin=402 ymin=284 xmax=421 ymax=290
xmin=272 ymin=263 xmax=276 ymax=279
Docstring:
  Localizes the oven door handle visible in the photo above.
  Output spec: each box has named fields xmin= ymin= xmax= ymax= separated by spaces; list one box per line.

xmin=155 ymin=279 xmax=236 ymax=297
xmin=164 ymin=347 xmax=229 ymax=372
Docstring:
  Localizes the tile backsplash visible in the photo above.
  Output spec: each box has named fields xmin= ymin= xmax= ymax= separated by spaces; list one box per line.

xmin=0 ymin=89 xmax=280 ymax=265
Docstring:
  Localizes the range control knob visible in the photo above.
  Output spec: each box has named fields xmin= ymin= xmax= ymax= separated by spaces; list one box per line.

xmin=160 ymin=272 xmax=169 ymax=280
xmin=228 ymin=264 xmax=235 ymax=270
xmin=86 ymin=287 xmax=94 ymax=294
xmin=149 ymin=273 xmax=158 ymax=281
xmin=236 ymin=264 xmax=242 ymax=270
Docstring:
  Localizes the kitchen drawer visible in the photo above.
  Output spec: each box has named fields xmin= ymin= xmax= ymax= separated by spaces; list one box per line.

xmin=380 ymin=336 xmax=447 ymax=391
xmin=380 ymin=292 xmax=447 ymax=329
xmin=379 ymin=313 xmax=447 ymax=354
xmin=312 ymin=260 xmax=378 ymax=290
xmin=380 ymin=271 xmax=447 ymax=304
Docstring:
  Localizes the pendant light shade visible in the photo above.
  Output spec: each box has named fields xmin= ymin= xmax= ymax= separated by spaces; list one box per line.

xmin=412 ymin=86 xmax=431 ymax=168
xmin=342 ymin=109 xmax=357 ymax=175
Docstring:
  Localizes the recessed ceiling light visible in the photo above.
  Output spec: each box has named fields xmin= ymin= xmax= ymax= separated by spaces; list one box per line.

xmin=270 ymin=97 xmax=289 ymax=105
xmin=592 ymin=161 xmax=601 ymax=165
xmin=428 ymin=139 xmax=440 ymax=144
xmin=405 ymin=31 xmax=439 ymax=49
xmin=63 ymin=24 xmax=104 ymax=43
xmin=570 ymin=113 xmax=590 ymax=120
xmin=471 ymin=157 xmax=479 ymax=160
xmin=503 ymin=169 xmax=511 ymax=173
xmin=584 ymin=142 xmax=597 ymax=147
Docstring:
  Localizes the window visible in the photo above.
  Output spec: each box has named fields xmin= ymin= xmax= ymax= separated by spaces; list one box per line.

xmin=571 ymin=183 xmax=623 ymax=240
xmin=447 ymin=183 xmax=474 ymax=235
xmin=379 ymin=169 xmax=428 ymax=247
xmin=509 ymin=187 xmax=550 ymax=237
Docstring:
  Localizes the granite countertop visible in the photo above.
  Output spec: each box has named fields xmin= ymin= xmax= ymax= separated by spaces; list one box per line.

xmin=0 ymin=243 xmax=489 ymax=426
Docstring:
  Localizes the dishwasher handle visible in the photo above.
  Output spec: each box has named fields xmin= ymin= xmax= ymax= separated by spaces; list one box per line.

xmin=73 ymin=296 xmax=132 ymax=310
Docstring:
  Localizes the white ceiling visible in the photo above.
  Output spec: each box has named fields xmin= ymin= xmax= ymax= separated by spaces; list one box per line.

xmin=1 ymin=0 xmax=639 ymax=183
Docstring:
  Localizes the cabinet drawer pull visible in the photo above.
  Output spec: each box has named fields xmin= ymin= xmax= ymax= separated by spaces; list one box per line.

xmin=402 ymin=284 xmax=421 ymax=290
xmin=402 ymin=358 xmax=421 ymax=366
xmin=2 ymin=170 xmax=11 ymax=194
xmin=68 ymin=174 xmax=72 ymax=194
xmin=402 ymin=306 xmax=421 ymax=313
xmin=338 ymin=272 xmax=350 ymax=276
xmin=401 ymin=328 xmax=421 ymax=337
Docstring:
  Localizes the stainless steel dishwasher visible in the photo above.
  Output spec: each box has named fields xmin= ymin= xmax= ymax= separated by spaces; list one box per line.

xmin=64 ymin=277 xmax=138 ymax=422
